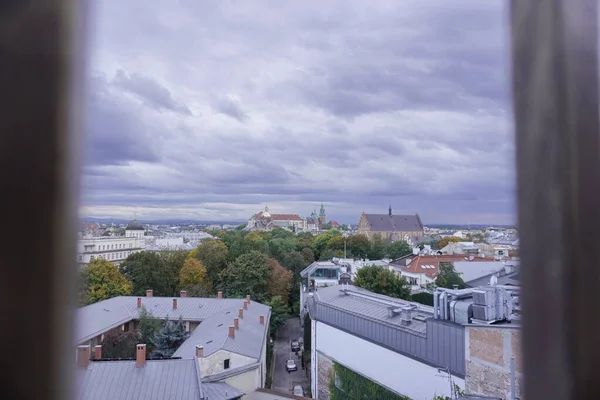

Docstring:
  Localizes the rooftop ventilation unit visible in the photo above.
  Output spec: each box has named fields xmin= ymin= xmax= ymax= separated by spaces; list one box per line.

xmin=472 ymin=287 xmax=517 ymax=324
xmin=400 ymin=305 xmax=413 ymax=326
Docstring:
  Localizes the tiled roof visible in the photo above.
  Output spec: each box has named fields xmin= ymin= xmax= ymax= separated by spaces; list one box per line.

xmin=173 ymin=299 xmax=271 ymax=360
xmin=362 ymin=213 xmax=424 ymax=233
xmin=400 ymin=255 xmax=496 ymax=279
xmin=76 ymin=296 xmax=263 ymax=345
xmin=271 ymin=213 xmax=303 ymax=221
xmin=76 ymin=358 xmax=244 ymax=400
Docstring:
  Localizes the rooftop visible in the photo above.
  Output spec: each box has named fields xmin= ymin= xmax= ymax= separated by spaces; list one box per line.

xmin=76 ymin=358 xmax=244 ymax=400
xmin=76 ymin=295 xmax=270 ymax=345
xmin=299 ymin=261 xmax=338 ymax=277
xmin=360 ymin=212 xmax=423 ymax=233
xmin=173 ymin=300 xmax=270 ymax=360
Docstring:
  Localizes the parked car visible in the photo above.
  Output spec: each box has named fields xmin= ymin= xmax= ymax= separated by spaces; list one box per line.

xmin=291 ymin=339 xmax=300 ymax=352
xmin=286 ymin=359 xmax=297 ymax=372
xmin=293 ymin=385 xmax=304 ymax=396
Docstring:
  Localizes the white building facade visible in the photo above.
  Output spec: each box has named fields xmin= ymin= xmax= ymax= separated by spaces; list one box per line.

xmin=76 ymin=236 xmax=145 ymax=266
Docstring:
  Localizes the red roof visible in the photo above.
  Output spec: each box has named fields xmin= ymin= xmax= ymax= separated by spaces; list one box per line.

xmin=401 ymin=254 xmax=495 ymax=279
xmin=271 ymin=213 xmax=303 ymax=221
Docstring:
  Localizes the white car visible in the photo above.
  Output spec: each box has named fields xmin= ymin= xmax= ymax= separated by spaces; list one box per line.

xmin=286 ymin=359 xmax=297 ymax=372
xmin=293 ymin=385 xmax=304 ymax=396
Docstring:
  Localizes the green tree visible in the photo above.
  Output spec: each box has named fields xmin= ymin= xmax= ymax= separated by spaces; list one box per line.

xmin=353 ymin=265 xmax=411 ymax=300
xmin=228 ymin=235 xmax=269 ymax=261
xmin=99 ymin=329 xmax=139 ymax=359
xmin=270 ymin=227 xmax=294 ymax=240
xmin=219 ymin=251 xmax=271 ymax=302
xmin=179 ymin=258 xmax=208 ymax=289
xmin=369 ymin=234 xmax=388 ymax=259
xmin=138 ymin=306 xmax=162 ymax=355
xmin=281 ymin=250 xmax=309 ymax=305
xmin=388 ymin=240 xmax=412 ymax=259
xmin=295 ymin=232 xmax=316 ymax=251
xmin=151 ymin=317 xmax=189 ymax=358
xmin=193 ymin=238 xmax=229 ymax=289
xmin=326 ymin=236 xmax=346 ymax=252
xmin=268 ymin=238 xmax=297 ymax=263
xmin=78 ymin=258 xmax=132 ymax=305
xmin=266 ymin=295 xmax=289 ymax=333
xmin=312 ymin=230 xmax=342 ymax=259
xmin=301 ymin=247 xmax=315 ymax=265
xmin=158 ymin=250 xmax=189 ymax=294
xmin=330 ymin=362 xmax=409 ymax=400
xmin=435 ymin=262 xmax=467 ymax=289
xmin=266 ymin=258 xmax=293 ymax=304
xmin=347 ymin=234 xmax=371 ymax=258
xmin=120 ymin=251 xmax=175 ymax=297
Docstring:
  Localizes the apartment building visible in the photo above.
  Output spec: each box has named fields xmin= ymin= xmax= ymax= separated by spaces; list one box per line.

xmin=76 ymin=235 xmax=145 ymax=266
xmin=303 ymin=283 xmax=520 ymax=399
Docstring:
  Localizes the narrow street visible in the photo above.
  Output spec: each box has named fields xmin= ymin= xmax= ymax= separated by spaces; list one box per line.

xmin=272 ymin=317 xmax=309 ymax=395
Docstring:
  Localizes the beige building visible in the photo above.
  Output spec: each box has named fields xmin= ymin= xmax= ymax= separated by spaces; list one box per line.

xmin=357 ymin=207 xmax=424 ymax=241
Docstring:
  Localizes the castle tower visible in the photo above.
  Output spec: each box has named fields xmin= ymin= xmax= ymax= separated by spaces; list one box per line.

xmin=319 ymin=204 xmax=326 ymax=225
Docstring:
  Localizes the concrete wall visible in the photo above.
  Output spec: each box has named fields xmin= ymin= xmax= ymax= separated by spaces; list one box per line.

xmin=314 ymin=322 xmax=464 ymax=400
xmin=224 ymin=366 xmax=261 ymax=395
xmin=199 ymin=349 xmax=256 ymax=376
xmin=465 ymin=325 xmax=523 ymax=400
xmin=310 ymin=318 xmax=318 ymax=397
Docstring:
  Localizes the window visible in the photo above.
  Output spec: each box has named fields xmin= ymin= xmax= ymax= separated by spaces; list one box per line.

xmin=78 ymin=255 xmax=82 ymax=262
xmin=90 ymin=256 xmax=95 ymax=260
xmin=224 ymin=359 xmax=230 ymax=369
xmin=408 ymin=277 xmax=418 ymax=285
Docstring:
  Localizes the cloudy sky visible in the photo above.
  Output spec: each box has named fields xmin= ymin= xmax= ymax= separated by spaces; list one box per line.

xmin=81 ymin=0 xmax=515 ymax=225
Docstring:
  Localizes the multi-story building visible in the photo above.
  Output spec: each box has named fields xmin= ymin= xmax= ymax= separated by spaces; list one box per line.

xmin=75 ymin=291 xmax=271 ymax=398
xmin=247 ymin=205 xmax=307 ymax=231
xmin=302 ymin=283 xmax=520 ymax=399
xmin=357 ymin=206 xmax=424 ymax=241
xmin=76 ymin=235 xmax=145 ymax=266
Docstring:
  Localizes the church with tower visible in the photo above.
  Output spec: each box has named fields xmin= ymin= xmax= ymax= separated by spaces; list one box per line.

xmin=309 ymin=204 xmax=327 ymax=227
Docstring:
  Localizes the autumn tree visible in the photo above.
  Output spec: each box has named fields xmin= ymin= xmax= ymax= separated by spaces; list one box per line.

xmin=78 ymin=258 xmax=132 ymax=306
xmin=179 ymin=258 xmax=208 ymax=290
xmin=353 ymin=265 xmax=411 ymax=300
xmin=388 ymin=240 xmax=412 ymax=260
xmin=438 ymin=236 xmax=462 ymax=249
xmin=157 ymin=250 xmax=189 ymax=294
xmin=266 ymin=258 xmax=293 ymax=303
xmin=193 ymin=238 xmax=229 ymax=289
xmin=326 ymin=236 xmax=346 ymax=252
xmin=219 ymin=251 xmax=271 ymax=302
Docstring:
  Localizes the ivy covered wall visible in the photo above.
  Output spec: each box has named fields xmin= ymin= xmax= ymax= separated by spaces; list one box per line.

xmin=328 ymin=362 xmax=410 ymax=400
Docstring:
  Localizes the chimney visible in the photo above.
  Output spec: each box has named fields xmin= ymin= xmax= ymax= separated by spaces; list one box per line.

xmin=217 ymin=291 xmax=223 ymax=299
xmin=246 ymin=294 xmax=251 ymax=304
xmin=146 ymin=289 xmax=153 ymax=297
xmin=173 ymin=298 xmax=177 ymax=309
xmin=260 ymin=315 xmax=265 ymax=325
xmin=180 ymin=290 xmax=187 ymax=297
xmin=94 ymin=345 xmax=102 ymax=360
xmin=137 ymin=297 xmax=142 ymax=308
xmin=136 ymin=344 xmax=146 ymax=367
xmin=239 ymin=308 xmax=244 ymax=318
xmin=77 ymin=345 xmax=90 ymax=368
xmin=234 ymin=317 xmax=239 ymax=329
xmin=228 ymin=326 xmax=235 ymax=338
xmin=243 ymin=301 xmax=248 ymax=310
xmin=196 ymin=345 xmax=204 ymax=358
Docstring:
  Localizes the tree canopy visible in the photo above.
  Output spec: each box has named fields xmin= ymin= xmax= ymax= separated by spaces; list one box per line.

xmin=79 ymin=258 xmax=132 ymax=306
xmin=266 ymin=258 xmax=293 ymax=303
xmin=219 ymin=251 xmax=271 ymax=302
xmin=353 ymin=265 xmax=411 ymax=300
xmin=435 ymin=262 xmax=467 ymax=289
xmin=179 ymin=258 xmax=208 ymax=290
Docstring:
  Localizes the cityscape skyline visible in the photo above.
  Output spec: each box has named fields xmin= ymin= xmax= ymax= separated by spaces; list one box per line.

xmin=82 ymin=0 xmax=515 ymax=225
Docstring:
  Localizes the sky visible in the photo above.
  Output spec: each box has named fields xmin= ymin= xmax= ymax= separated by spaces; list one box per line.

xmin=80 ymin=0 xmax=515 ymax=225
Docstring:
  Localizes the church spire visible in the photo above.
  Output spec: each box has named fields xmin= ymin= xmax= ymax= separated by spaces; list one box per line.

xmin=389 ymin=204 xmax=392 ymax=217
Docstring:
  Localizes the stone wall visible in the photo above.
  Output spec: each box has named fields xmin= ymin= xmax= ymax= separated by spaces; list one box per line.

xmin=317 ymin=352 xmax=333 ymax=400
xmin=465 ymin=326 xmax=523 ymax=399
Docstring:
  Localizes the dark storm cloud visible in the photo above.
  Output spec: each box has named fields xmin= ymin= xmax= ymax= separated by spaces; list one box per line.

xmin=81 ymin=0 xmax=516 ymax=224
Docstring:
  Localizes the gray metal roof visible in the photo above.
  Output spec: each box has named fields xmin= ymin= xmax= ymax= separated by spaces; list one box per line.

xmin=363 ymin=214 xmax=423 ymax=232
xmin=76 ymin=296 xmax=265 ymax=345
xmin=76 ymin=358 xmax=241 ymax=400
xmin=299 ymin=261 xmax=338 ymax=277
xmin=310 ymin=285 xmax=466 ymax=377
xmin=203 ymin=383 xmax=245 ymax=400
xmin=173 ymin=300 xmax=271 ymax=360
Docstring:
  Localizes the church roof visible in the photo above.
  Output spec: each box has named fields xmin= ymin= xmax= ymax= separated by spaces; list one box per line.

xmin=126 ymin=220 xmax=145 ymax=231
xmin=361 ymin=213 xmax=423 ymax=232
